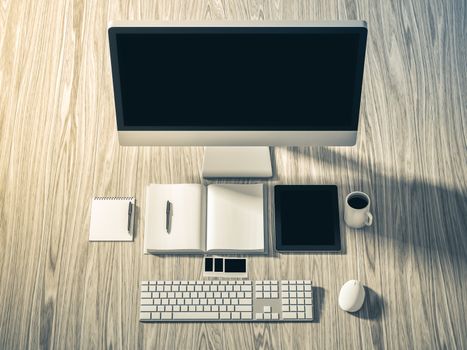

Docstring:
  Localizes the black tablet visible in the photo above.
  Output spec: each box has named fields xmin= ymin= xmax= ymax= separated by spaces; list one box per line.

xmin=275 ymin=185 xmax=341 ymax=252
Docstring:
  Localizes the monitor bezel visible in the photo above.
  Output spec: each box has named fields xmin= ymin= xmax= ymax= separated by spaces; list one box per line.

xmin=108 ymin=21 xmax=367 ymax=135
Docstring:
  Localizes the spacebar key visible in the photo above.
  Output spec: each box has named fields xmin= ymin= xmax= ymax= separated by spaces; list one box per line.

xmin=173 ymin=312 xmax=219 ymax=320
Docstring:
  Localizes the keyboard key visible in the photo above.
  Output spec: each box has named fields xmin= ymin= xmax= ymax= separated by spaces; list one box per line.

xmin=256 ymin=313 xmax=263 ymax=320
xmin=173 ymin=312 xmax=219 ymax=320
xmin=220 ymin=312 xmax=230 ymax=319
xmin=282 ymin=305 xmax=289 ymax=312
xmin=140 ymin=312 xmax=151 ymax=320
xmin=141 ymin=286 xmax=149 ymax=292
xmin=264 ymin=313 xmax=271 ymax=320
xmin=271 ymin=292 xmax=278 ymax=298
xmin=298 ymin=312 xmax=305 ymax=319
xmin=141 ymin=292 xmax=152 ymax=298
xmin=272 ymin=313 xmax=279 ymax=320
xmin=161 ymin=312 xmax=172 ymax=319
xmin=141 ymin=299 xmax=153 ymax=305
xmin=140 ymin=305 xmax=157 ymax=312
xmin=235 ymin=305 xmax=252 ymax=312
xmin=282 ymin=312 xmax=297 ymax=319
xmin=305 ymin=306 xmax=313 ymax=319
xmin=241 ymin=312 xmax=252 ymax=319
xmin=152 ymin=312 xmax=161 ymax=320
xmin=263 ymin=306 xmax=271 ymax=313
xmin=231 ymin=312 xmax=240 ymax=319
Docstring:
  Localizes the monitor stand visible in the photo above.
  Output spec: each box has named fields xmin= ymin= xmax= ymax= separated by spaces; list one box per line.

xmin=202 ymin=147 xmax=272 ymax=178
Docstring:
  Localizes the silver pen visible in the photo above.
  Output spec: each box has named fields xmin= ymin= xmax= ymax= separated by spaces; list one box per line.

xmin=166 ymin=200 xmax=171 ymax=233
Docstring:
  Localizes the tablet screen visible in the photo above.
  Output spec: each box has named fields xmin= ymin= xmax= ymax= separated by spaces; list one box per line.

xmin=275 ymin=185 xmax=341 ymax=251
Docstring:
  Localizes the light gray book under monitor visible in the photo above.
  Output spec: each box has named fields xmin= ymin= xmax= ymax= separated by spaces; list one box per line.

xmin=144 ymin=183 xmax=265 ymax=254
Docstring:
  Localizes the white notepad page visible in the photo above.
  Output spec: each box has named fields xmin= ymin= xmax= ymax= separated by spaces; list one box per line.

xmin=206 ymin=184 xmax=264 ymax=252
xmin=144 ymin=184 xmax=205 ymax=252
xmin=89 ymin=197 xmax=134 ymax=241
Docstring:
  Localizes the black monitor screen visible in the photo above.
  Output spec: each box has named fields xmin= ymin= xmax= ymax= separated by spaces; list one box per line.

xmin=109 ymin=27 xmax=367 ymax=130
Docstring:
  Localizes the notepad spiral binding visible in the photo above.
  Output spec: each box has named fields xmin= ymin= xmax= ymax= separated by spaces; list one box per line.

xmin=94 ymin=196 xmax=134 ymax=200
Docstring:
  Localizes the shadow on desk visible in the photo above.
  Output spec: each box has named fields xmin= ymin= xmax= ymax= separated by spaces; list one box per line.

xmin=351 ymin=286 xmax=384 ymax=321
xmin=286 ymin=147 xmax=467 ymax=268
xmin=313 ymin=286 xmax=325 ymax=322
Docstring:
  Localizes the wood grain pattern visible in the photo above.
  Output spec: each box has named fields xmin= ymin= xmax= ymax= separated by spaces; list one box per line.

xmin=1 ymin=0 xmax=466 ymax=349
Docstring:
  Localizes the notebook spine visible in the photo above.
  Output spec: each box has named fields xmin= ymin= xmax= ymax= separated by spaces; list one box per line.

xmin=94 ymin=196 xmax=134 ymax=201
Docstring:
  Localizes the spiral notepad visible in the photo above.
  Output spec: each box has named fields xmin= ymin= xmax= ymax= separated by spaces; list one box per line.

xmin=89 ymin=197 xmax=135 ymax=241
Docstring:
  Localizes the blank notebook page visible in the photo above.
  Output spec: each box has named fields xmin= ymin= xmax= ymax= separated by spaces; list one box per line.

xmin=206 ymin=184 xmax=264 ymax=251
xmin=89 ymin=197 xmax=134 ymax=241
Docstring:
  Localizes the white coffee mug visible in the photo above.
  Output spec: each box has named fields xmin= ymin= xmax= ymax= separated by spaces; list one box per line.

xmin=344 ymin=191 xmax=373 ymax=228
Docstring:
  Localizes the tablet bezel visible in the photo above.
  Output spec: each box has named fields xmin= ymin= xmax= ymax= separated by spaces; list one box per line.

xmin=274 ymin=185 xmax=341 ymax=252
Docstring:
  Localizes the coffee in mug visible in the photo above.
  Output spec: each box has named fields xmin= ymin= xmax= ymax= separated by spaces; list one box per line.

xmin=344 ymin=191 xmax=373 ymax=228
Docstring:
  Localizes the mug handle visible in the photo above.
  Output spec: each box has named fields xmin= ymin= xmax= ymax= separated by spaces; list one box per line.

xmin=366 ymin=212 xmax=373 ymax=226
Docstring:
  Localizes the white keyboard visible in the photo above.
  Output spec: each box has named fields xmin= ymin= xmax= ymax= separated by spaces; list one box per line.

xmin=140 ymin=280 xmax=313 ymax=322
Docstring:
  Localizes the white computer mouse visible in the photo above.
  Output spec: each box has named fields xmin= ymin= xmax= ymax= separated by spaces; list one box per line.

xmin=338 ymin=280 xmax=366 ymax=312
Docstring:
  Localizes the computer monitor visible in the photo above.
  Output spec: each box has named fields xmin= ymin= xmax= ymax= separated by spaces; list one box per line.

xmin=108 ymin=21 xmax=367 ymax=177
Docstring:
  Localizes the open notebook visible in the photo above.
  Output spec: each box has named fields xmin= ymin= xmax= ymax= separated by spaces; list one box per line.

xmin=144 ymin=184 xmax=265 ymax=254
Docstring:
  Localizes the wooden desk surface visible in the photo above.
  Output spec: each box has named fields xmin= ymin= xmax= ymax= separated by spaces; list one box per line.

xmin=0 ymin=0 xmax=465 ymax=349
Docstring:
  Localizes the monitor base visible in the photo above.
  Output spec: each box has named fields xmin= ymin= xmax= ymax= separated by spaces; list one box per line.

xmin=202 ymin=147 xmax=272 ymax=178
